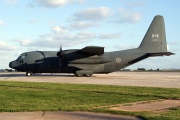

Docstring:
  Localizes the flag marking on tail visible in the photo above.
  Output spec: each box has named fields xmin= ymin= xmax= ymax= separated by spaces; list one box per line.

xmin=152 ymin=34 xmax=159 ymax=41
xmin=152 ymin=34 xmax=159 ymax=38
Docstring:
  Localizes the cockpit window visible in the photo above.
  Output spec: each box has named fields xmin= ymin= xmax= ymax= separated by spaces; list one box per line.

xmin=20 ymin=53 xmax=27 ymax=59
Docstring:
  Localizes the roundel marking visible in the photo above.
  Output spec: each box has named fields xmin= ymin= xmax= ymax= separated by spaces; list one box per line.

xmin=116 ymin=58 xmax=121 ymax=63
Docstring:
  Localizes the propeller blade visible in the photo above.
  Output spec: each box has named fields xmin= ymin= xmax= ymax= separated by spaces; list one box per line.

xmin=57 ymin=44 xmax=63 ymax=58
xmin=60 ymin=44 xmax=62 ymax=52
xmin=57 ymin=44 xmax=63 ymax=72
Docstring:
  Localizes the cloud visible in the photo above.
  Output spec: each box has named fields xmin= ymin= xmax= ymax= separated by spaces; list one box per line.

xmin=68 ymin=8 xmax=105 ymax=29
xmin=52 ymin=32 xmax=97 ymax=47
xmin=70 ymin=21 xmax=100 ymax=29
xmin=14 ymin=37 xmax=57 ymax=48
xmin=98 ymin=33 xmax=120 ymax=39
xmin=0 ymin=41 xmax=17 ymax=51
xmin=167 ymin=44 xmax=169 ymax=51
xmin=69 ymin=7 xmax=111 ymax=21
xmin=0 ymin=20 xmax=5 ymax=26
xmin=14 ymin=32 xmax=97 ymax=48
xmin=14 ymin=39 xmax=33 ymax=46
xmin=114 ymin=8 xmax=142 ymax=24
xmin=0 ymin=54 xmax=9 ymax=60
xmin=167 ymin=42 xmax=179 ymax=51
xmin=52 ymin=25 xmax=68 ymax=34
xmin=13 ymin=25 xmax=121 ymax=49
xmin=32 ymin=0 xmax=84 ymax=8
xmin=76 ymin=31 xmax=96 ymax=40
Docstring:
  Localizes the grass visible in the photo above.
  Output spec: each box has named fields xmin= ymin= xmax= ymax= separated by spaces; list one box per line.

xmin=0 ymin=81 xmax=179 ymax=120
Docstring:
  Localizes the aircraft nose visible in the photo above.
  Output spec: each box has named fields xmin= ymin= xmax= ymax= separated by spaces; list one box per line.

xmin=9 ymin=61 xmax=18 ymax=68
xmin=9 ymin=62 xmax=12 ymax=68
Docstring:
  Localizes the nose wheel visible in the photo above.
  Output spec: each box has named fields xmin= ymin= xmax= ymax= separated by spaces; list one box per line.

xmin=26 ymin=72 xmax=32 ymax=76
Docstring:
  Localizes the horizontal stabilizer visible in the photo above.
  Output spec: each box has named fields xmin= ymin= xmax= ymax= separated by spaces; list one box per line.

xmin=129 ymin=52 xmax=175 ymax=64
xmin=147 ymin=52 xmax=175 ymax=57
xmin=80 ymin=46 xmax=104 ymax=55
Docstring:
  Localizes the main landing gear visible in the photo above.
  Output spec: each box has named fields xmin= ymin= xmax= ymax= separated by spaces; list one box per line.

xmin=74 ymin=73 xmax=92 ymax=77
xmin=26 ymin=72 xmax=32 ymax=76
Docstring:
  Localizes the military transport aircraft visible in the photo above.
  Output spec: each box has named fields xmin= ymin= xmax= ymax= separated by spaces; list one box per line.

xmin=9 ymin=15 xmax=174 ymax=77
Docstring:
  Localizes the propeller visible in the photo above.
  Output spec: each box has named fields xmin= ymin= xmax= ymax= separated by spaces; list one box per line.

xmin=57 ymin=44 xmax=63 ymax=72
xmin=57 ymin=44 xmax=63 ymax=58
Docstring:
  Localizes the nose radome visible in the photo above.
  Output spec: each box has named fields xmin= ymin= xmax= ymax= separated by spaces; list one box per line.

xmin=9 ymin=62 xmax=12 ymax=68
xmin=9 ymin=61 xmax=18 ymax=69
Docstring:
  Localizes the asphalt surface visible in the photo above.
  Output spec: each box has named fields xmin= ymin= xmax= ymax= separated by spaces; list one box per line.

xmin=0 ymin=72 xmax=180 ymax=88
xmin=0 ymin=71 xmax=179 ymax=120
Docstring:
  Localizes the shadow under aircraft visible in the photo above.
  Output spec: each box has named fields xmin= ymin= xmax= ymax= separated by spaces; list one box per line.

xmin=9 ymin=15 xmax=174 ymax=77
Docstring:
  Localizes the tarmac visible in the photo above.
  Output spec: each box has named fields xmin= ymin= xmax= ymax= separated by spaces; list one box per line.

xmin=0 ymin=71 xmax=179 ymax=120
xmin=0 ymin=72 xmax=180 ymax=88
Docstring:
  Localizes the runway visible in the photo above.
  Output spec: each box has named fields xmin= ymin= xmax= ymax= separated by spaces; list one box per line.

xmin=0 ymin=72 xmax=180 ymax=88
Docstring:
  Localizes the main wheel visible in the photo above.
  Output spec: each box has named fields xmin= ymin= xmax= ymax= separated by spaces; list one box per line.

xmin=26 ymin=72 xmax=32 ymax=76
xmin=85 ymin=74 xmax=92 ymax=77
xmin=75 ymin=73 xmax=82 ymax=77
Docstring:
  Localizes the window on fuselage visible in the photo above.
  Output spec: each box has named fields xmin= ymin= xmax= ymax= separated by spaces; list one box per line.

xmin=20 ymin=53 xmax=27 ymax=59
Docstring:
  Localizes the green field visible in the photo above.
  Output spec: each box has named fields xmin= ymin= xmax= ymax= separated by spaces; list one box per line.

xmin=0 ymin=81 xmax=179 ymax=120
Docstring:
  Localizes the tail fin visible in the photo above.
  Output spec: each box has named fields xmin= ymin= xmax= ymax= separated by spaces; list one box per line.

xmin=139 ymin=15 xmax=168 ymax=53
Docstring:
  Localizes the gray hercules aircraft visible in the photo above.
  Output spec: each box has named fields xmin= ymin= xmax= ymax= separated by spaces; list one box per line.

xmin=9 ymin=15 xmax=174 ymax=77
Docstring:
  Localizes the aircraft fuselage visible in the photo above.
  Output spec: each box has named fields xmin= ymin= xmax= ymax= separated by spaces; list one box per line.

xmin=9 ymin=48 xmax=145 ymax=75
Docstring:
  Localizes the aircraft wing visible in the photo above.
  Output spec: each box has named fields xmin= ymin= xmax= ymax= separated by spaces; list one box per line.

xmin=80 ymin=46 xmax=104 ymax=55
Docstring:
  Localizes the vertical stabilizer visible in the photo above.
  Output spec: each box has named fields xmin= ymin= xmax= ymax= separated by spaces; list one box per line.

xmin=139 ymin=15 xmax=167 ymax=53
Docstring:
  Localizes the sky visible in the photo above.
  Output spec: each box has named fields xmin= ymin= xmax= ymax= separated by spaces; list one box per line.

xmin=0 ymin=0 xmax=180 ymax=70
